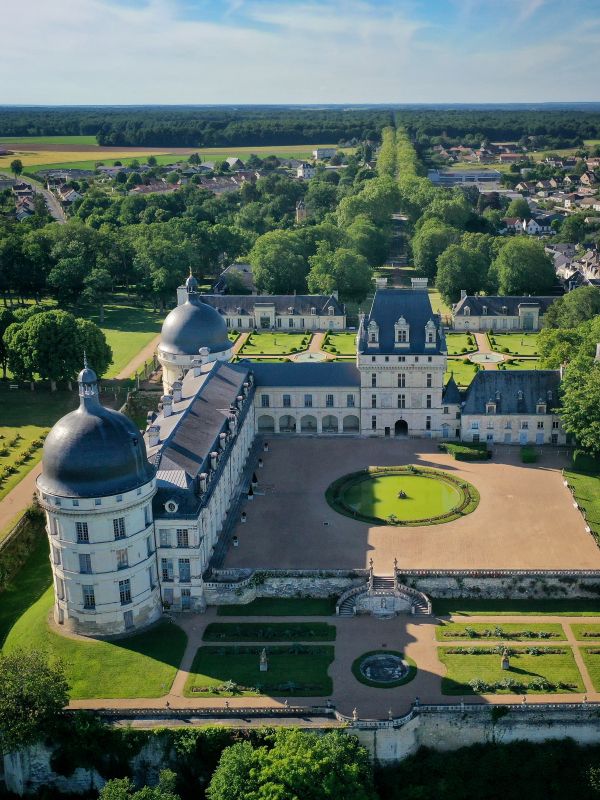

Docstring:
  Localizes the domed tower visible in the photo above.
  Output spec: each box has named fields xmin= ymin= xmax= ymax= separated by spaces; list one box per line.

xmin=158 ymin=271 xmax=233 ymax=392
xmin=37 ymin=361 xmax=161 ymax=636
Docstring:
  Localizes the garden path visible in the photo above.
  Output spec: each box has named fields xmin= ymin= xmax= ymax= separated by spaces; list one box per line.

xmin=474 ymin=332 xmax=498 ymax=370
xmin=0 ymin=463 xmax=41 ymax=533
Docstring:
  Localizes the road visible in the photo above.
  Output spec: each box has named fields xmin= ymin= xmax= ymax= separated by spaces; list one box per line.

xmin=0 ymin=170 xmax=66 ymax=223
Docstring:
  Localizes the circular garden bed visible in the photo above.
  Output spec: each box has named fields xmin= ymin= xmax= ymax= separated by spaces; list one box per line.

xmin=326 ymin=465 xmax=479 ymax=526
xmin=352 ymin=650 xmax=417 ymax=688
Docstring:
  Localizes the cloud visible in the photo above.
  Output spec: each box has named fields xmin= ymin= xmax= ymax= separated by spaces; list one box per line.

xmin=0 ymin=0 xmax=598 ymax=103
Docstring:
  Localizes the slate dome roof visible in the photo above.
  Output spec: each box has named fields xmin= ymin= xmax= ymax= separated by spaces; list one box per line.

xmin=160 ymin=292 xmax=231 ymax=357
xmin=39 ymin=366 xmax=155 ymax=498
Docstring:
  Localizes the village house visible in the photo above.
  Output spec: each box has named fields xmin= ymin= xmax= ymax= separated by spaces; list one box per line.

xmin=296 ymin=162 xmax=316 ymax=179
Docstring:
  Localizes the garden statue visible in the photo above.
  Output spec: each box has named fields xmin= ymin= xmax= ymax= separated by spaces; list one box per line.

xmin=397 ymin=489 xmax=407 ymax=499
xmin=260 ymin=648 xmax=268 ymax=672
xmin=352 ymin=708 xmax=358 ymax=721
xmin=501 ymin=648 xmax=510 ymax=671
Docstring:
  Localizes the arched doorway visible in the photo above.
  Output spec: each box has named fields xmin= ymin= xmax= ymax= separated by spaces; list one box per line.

xmin=279 ymin=415 xmax=296 ymax=433
xmin=257 ymin=414 xmax=275 ymax=432
xmin=394 ymin=419 xmax=408 ymax=437
xmin=322 ymin=415 xmax=339 ymax=433
xmin=342 ymin=414 xmax=360 ymax=433
xmin=300 ymin=415 xmax=317 ymax=433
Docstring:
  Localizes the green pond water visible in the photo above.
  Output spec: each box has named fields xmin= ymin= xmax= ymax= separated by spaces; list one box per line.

xmin=342 ymin=474 xmax=461 ymax=522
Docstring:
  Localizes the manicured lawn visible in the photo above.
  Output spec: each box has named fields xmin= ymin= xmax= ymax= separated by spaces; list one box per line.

xmin=217 ymin=598 xmax=336 ymax=616
xmin=82 ymin=303 xmax=163 ymax=377
xmin=428 ymin=289 xmax=452 ymax=319
xmin=202 ymin=622 xmax=336 ymax=642
xmin=489 ymin=333 xmax=539 ymax=356
xmin=3 ymin=584 xmax=187 ymax=699
xmin=445 ymin=333 xmax=477 ymax=355
xmin=239 ymin=332 xmax=310 ymax=356
xmin=564 ymin=468 xmax=600 ymax=544
xmin=439 ymin=646 xmax=584 ymax=694
xmin=445 ymin=359 xmax=479 ymax=387
xmin=435 ymin=622 xmax=565 ymax=641
xmin=233 ymin=356 xmax=290 ymax=363
xmin=571 ymin=624 xmax=600 ymax=641
xmin=322 ymin=332 xmax=357 ymax=356
xmin=433 ymin=599 xmax=600 ymax=616
xmin=0 ymin=387 xmax=78 ymax=502
xmin=499 ymin=358 xmax=541 ymax=371
xmin=579 ymin=648 xmax=600 ymax=691
xmin=184 ymin=644 xmax=334 ymax=697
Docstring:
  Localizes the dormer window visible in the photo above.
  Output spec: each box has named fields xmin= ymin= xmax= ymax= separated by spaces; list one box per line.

xmin=367 ymin=319 xmax=379 ymax=345
xmin=464 ymin=306 xmax=470 ymax=316
xmin=536 ymin=400 xmax=547 ymax=414
xmin=424 ymin=319 xmax=436 ymax=349
xmin=517 ymin=390 xmax=524 ymax=401
xmin=482 ymin=305 xmax=488 ymax=316
xmin=328 ymin=306 xmax=334 ymax=315
xmin=547 ymin=390 xmax=553 ymax=401
xmin=502 ymin=306 xmax=507 ymax=315
xmin=486 ymin=402 xmax=496 ymax=414
xmin=310 ymin=307 xmax=316 ymax=315
xmin=394 ymin=316 xmax=410 ymax=348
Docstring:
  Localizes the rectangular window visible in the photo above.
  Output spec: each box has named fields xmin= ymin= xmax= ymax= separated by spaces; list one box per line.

xmin=119 ymin=579 xmax=132 ymax=605
xmin=288 ymin=318 xmax=294 ymax=328
xmin=238 ymin=318 xmax=242 ymax=328
xmin=261 ymin=394 xmax=270 ymax=408
xmin=398 ymin=356 xmax=405 ymax=362
xmin=552 ymin=420 xmax=559 ymax=429
xmin=371 ymin=394 xmax=377 ymax=408
xmin=82 ymin=585 xmax=95 ymax=609
xmin=471 ymin=421 xmax=480 ymax=430
xmin=161 ymin=558 xmax=174 ymax=581
xmin=443 ymin=406 xmax=449 ymax=415
xmin=226 ymin=317 xmax=231 ymax=327
xmin=72 ymin=499 xmax=79 ymax=507
xmin=371 ymin=415 xmax=377 ymax=430
xmin=326 ymin=394 xmax=334 ymax=408
xmin=50 ymin=516 xmax=59 ymax=536
xmin=123 ymin=610 xmax=134 ymax=629
xmin=304 ymin=394 xmax=313 ymax=408
xmin=56 ymin=577 xmax=65 ymax=600
xmin=347 ymin=394 xmax=355 ymax=407
xmin=176 ymin=528 xmax=189 ymax=548
xmin=94 ymin=498 xmax=101 ymax=506
xmin=76 ymin=521 xmax=89 ymax=543
xmin=53 ymin=546 xmax=61 ymax=565
xmin=521 ymin=421 xmax=529 ymax=430
xmin=426 ymin=395 xmax=432 ymax=409
xmin=283 ymin=394 xmax=291 ymax=407
xmin=146 ymin=536 xmax=153 ymax=557
xmin=397 ymin=373 xmax=405 ymax=388
xmin=300 ymin=318 xmax=305 ymax=328
xmin=371 ymin=373 xmax=377 ymax=387
xmin=116 ymin=548 xmax=128 ymax=570
xmin=276 ymin=318 xmax=282 ymax=328
xmin=159 ymin=529 xmax=171 ymax=548
xmin=178 ymin=558 xmax=191 ymax=583
xmin=116 ymin=495 xmax=123 ymax=503
xmin=398 ymin=394 xmax=406 ymax=409
xmin=426 ymin=416 xmax=431 ymax=431
xmin=148 ymin=565 xmax=155 ymax=590
xmin=537 ymin=421 xmax=544 ymax=429
xmin=415 ymin=357 xmax=419 ymax=363
xmin=113 ymin=517 xmax=126 ymax=540
xmin=426 ymin=374 xmax=432 ymax=388
xmin=79 ymin=553 xmax=92 ymax=574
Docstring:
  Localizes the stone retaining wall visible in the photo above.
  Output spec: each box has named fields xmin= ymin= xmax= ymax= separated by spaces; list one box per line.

xmin=397 ymin=571 xmax=600 ymax=599
xmin=204 ymin=572 xmax=367 ymax=606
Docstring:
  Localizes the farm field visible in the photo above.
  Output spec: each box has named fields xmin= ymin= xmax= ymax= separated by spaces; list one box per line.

xmin=439 ymin=645 xmax=584 ymax=694
xmin=0 ymin=135 xmax=98 ymax=145
xmin=489 ymin=332 xmax=539 ymax=356
xmin=0 ymin=149 xmax=171 ymax=171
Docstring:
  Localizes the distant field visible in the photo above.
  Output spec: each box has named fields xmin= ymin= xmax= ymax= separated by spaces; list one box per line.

xmin=0 ymin=135 xmax=98 ymax=145
xmin=2 ymin=142 xmax=346 ymax=173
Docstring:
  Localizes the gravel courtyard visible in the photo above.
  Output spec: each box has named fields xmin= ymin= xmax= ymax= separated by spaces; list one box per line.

xmin=223 ymin=437 xmax=600 ymax=573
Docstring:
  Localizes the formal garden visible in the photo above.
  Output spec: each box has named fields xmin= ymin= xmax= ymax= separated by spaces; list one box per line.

xmin=498 ymin=357 xmax=541 ymax=371
xmin=444 ymin=358 xmax=479 ymax=387
xmin=352 ymin=650 xmax=417 ymax=688
xmin=238 ymin=331 xmax=311 ymax=356
xmin=445 ymin=332 xmax=477 ymax=355
xmin=321 ymin=331 xmax=357 ymax=356
xmin=488 ymin=332 xmax=540 ymax=357
xmin=326 ymin=465 xmax=479 ymax=526
xmin=435 ymin=622 xmax=566 ymax=641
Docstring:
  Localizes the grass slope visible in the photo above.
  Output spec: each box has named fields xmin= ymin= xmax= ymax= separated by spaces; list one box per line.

xmin=564 ymin=467 xmax=600 ymax=544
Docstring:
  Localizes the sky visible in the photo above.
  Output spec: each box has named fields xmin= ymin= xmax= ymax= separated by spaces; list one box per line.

xmin=2 ymin=0 xmax=600 ymax=105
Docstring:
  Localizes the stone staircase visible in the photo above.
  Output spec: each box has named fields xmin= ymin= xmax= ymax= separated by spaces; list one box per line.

xmin=336 ymin=568 xmax=431 ymax=618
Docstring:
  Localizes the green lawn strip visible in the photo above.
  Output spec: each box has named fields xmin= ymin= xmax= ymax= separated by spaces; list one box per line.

xmin=435 ymin=622 xmax=565 ymax=642
xmin=499 ymin=358 xmax=541 ymax=371
xmin=232 ymin=356 xmax=291 ymax=363
xmin=351 ymin=650 xmax=417 ymax=688
xmin=488 ymin=332 xmax=539 ymax=357
xmin=321 ymin=332 xmax=357 ymax=356
xmin=445 ymin=359 xmax=479 ymax=387
xmin=202 ymin=622 xmax=336 ymax=642
xmin=0 ymin=135 xmax=99 ymax=145
xmin=428 ymin=289 xmax=452 ymax=318
xmin=439 ymin=441 xmax=490 ymax=461
xmin=0 ymin=525 xmax=51 ymax=646
xmin=439 ymin=645 xmax=584 ymax=695
xmin=571 ymin=624 xmax=600 ymax=641
xmin=433 ymin=599 xmax=600 ymax=616
xmin=579 ymin=647 xmax=600 ymax=691
xmin=0 ymin=388 xmax=78 ymax=502
xmin=3 ymin=585 xmax=187 ymax=699
xmin=564 ymin=468 xmax=600 ymax=543
xmin=184 ymin=644 xmax=334 ymax=697
xmin=445 ymin=333 xmax=477 ymax=355
xmin=239 ymin=332 xmax=310 ymax=356
xmin=217 ymin=598 xmax=336 ymax=616
xmin=80 ymin=303 xmax=163 ymax=377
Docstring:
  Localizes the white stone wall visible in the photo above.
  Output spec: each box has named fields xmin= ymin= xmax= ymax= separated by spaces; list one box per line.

xmin=39 ymin=479 xmax=162 ymax=637
xmin=158 ymin=346 xmax=233 ymax=394
xmin=461 ymin=412 xmax=567 ymax=445
xmin=254 ymin=386 xmax=360 ymax=434
xmin=224 ymin=313 xmax=345 ymax=331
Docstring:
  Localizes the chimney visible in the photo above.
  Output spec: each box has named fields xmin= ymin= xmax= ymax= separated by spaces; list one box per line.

xmin=228 ymin=414 xmax=237 ymax=434
xmin=172 ymin=380 xmax=182 ymax=403
xmin=147 ymin=425 xmax=160 ymax=447
xmin=219 ymin=432 xmax=227 ymax=450
xmin=460 ymin=289 xmax=467 ymax=300
xmin=210 ymin=451 xmax=218 ymax=470
xmin=162 ymin=395 xmax=173 ymax=418
xmin=199 ymin=346 xmax=210 ymax=364
xmin=192 ymin=357 xmax=203 ymax=377
xmin=236 ymin=394 xmax=244 ymax=409
xmin=199 ymin=472 xmax=208 ymax=493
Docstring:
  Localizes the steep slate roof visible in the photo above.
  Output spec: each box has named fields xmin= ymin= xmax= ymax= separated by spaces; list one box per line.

xmin=249 ymin=361 xmax=360 ymax=387
xmin=442 ymin=375 xmax=462 ymax=405
xmin=462 ymin=370 xmax=561 ymax=415
xmin=453 ymin=295 xmax=557 ymax=317
xmin=358 ymin=289 xmax=444 ymax=356
xmin=200 ymin=294 xmax=345 ymax=317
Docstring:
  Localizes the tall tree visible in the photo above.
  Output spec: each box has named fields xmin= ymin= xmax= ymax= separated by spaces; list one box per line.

xmin=249 ymin=230 xmax=308 ymax=294
xmin=560 ymin=356 xmax=600 ymax=455
xmin=435 ymin=245 xmax=488 ymax=305
xmin=0 ymin=307 xmax=16 ymax=379
xmin=506 ymin=197 xmax=530 ymax=219
xmin=0 ymin=649 xmax=68 ymax=754
xmin=82 ymin=267 xmax=112 ymax=323
xmin=491 ymin=238 xmax=555 ymax=295
xmin=543 ymin=286 xmax=600 ymax=329
xmin=10 ymin=159 xmax=23 ymax=179
xmin=99 ymin=770 xmax=179 ymax=800
xmin=412 ymin=219 xmax=460 ymax=281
